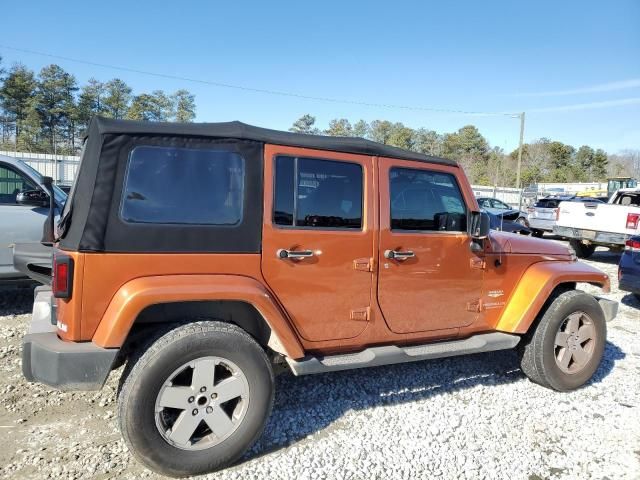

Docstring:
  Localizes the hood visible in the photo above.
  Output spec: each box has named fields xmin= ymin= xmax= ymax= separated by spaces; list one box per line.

xmin=489 ymin=231 xmax=572 ymax=257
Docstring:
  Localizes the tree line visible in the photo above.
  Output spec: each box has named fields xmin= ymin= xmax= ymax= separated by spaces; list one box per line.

xmin=1 ymin=57 xmax=636 ymax=186
xmin=290 ymin=114 xmax=639 ymax=187
xmin=0 ymin=57 xmax=196 ymax=154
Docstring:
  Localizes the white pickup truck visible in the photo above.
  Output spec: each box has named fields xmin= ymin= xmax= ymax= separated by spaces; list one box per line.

xmin=554 ymin=187 xmax=640 ymax=258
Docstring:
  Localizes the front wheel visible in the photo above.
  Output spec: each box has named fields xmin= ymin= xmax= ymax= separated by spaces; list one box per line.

xmin=569 ymin=239 xmax=596 ymax=258
xmin=518 ymin=290 xmax=606 ymax=391
xmin=118 ymin=321 xmax=274 ymax=477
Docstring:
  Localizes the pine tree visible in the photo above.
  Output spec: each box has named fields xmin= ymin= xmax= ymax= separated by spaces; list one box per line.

xmin=172 ymin=89 xmax=196 ymax=122
xmin=289 ymin=114 xmax=319 ymax=134
xmin=103 ymin=78 xmax=132 ymax=119
xmin=36 ymin=64 xmax=78 ymax=152
xmin=0 ymin=64 xmax=37 ymax=143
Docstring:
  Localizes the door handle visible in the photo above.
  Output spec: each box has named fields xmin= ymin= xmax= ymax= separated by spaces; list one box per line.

xmin=384 ymin=249 xmax=415 ymax=260
xmin=277 ymin=249 xmax=314 ymax=260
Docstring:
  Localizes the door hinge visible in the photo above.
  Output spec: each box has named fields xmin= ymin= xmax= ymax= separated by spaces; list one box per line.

xmin=466 ymin=299 xmax=483 ymax=313
xmin=470 ymin=257 xmax=486 ymax=270
xmin=350 ymin=307 xmax=371 ymax=321
xmin=353 ymin=257 xmax=374 ymax=272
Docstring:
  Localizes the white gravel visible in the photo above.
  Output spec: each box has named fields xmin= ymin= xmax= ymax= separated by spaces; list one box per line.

xmin=1 ymin=243 xmax=639 ymax=480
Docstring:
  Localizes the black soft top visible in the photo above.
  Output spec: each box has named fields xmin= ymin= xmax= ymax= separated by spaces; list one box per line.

xmin=59 ymin=117 xmax=457 ymax=253
xmin=88 ymin=117 xmax=457 ymax=166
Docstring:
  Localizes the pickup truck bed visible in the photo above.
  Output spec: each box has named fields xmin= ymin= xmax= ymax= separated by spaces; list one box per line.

xmin=554 ymin=188 xmax=640 ymax=249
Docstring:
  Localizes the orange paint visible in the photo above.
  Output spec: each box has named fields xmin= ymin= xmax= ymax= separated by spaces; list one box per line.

xmin=52 ymin=142 xmax=610 ymax=360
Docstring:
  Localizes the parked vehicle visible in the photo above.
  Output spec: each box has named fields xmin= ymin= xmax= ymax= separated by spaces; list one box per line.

xmin=554 ymin=187 xmax=640 ymax=258
xmin=476 ymin=196 xmax=528 ymax=225
xmin=619 ymin=236 xmax=640 ymax=301
xmin=485 ymin=210 xmax=531 ymax=235
xmin=607 ymin=177 xmax=637 ymax=198
xmin=22 ymin=118 xmax=617 ymax=477
xmin=0 ymin=154 xmax=66 ymax=283
xmin=528 ymin=196 xmax=604 ymax=238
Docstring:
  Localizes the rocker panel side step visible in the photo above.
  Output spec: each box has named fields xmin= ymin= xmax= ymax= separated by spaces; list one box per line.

xmin=286 ymin=332 xmax=520 ymax=376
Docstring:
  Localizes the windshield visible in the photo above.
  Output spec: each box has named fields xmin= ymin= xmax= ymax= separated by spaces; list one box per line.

xmin=17 ymin=159 xmax=67 ymax=206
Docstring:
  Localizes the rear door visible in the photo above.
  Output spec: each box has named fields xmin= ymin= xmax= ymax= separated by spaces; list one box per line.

xmin=261 ymin=145 xmax=375 ymax=342
xmin=377 ymin=158 xmax=483 ymax=334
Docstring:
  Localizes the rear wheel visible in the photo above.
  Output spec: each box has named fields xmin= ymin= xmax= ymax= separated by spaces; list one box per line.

xmin=519 ymin=290 xmax=606 ymax=391
xmin=531 ymin=229 xmax=544 ymax=238
xmin=569 ymin=239 xmax=596 ymax=258
xmin=118 ymin=321 xmax=274 ymax=477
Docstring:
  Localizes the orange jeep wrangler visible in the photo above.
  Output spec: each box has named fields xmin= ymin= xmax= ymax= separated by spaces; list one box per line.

xmin=22 ymin=117 xmax=617 ymax=477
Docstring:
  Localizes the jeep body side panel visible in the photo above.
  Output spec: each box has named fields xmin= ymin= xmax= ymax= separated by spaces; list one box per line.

xmin=91 ymin=274 xmax=305 ymax=359
xmin=494 ymin=260 xmax=610 ymax=334
xmin=57 ymin=253 xmax=269 ymax=341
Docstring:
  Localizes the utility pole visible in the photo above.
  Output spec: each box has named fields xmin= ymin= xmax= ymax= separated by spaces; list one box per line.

xmin=516 ymin=112 xmax=525 ymax=210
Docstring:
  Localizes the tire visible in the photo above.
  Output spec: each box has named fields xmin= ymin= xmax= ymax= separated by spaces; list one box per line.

xmin=516 ymin=216 xmax=528 ymax=227
xmin=569 ymin=239 xmax=596 ymax=259
xmin=118 ymin=321 xmax=274 ymax=477
xmin=518 ymin=290 xmax=606 ymax=392
xmin=531 ymin=229 xmax=544 ymax=238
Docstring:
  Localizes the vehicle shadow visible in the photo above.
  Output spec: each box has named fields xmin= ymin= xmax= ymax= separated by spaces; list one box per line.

xmin=244 ymin=340 xmax=625 ymax=464
xmin=621 ymin=293 xmax=640 ymax=309
xmin=0 ymin=283 xmax=36 ymax=316
xmin=587 ymin=250 xmax=622 ymax=265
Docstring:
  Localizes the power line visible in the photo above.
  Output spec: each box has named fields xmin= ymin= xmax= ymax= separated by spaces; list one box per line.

xmin=0 ymin=44 xmax=518 ymax=118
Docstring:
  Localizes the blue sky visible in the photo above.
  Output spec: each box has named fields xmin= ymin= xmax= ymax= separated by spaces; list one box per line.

xmin=1 ymin=0 xmax=639 ymax=153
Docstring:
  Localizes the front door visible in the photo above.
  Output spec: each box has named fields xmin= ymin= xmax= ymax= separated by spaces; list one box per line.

xmin=377 ymin=158 xmax=483 ymax=334
xmin=0 ymin=162 xmax=47 ymax=278
xmin=261 ymin=145 xmax=375 ymax=342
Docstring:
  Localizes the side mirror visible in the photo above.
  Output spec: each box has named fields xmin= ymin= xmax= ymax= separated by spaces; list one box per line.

xmin=470 ymin=211 xmax=491 ymax=239
xmin=16 ymin=189 xmax=49 ymax=208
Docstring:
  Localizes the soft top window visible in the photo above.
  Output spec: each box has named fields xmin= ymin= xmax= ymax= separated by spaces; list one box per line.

xmin=120 ymin=146 xmax=245 ymax=225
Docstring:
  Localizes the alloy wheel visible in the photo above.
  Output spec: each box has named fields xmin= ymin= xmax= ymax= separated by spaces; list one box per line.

xmin=154 ymin=356 xmax=250 ymax=450
xmin=554 ymin=312 xmax=597 ymax=374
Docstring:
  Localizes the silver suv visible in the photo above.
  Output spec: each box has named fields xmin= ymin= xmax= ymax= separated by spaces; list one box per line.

xmin=0 ymin=154 xmax=66 ymax=283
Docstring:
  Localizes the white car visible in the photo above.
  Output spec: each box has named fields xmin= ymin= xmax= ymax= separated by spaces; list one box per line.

xmin=554 ymin=187 xmax=640 ymax=258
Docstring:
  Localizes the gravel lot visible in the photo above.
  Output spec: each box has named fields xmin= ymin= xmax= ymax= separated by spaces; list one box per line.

xmin=1 ymin=243 xmax=639 ymax=480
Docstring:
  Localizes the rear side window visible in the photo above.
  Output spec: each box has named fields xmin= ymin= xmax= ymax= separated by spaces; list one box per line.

xmin=273 ymin=156 xmax=363 ymax=229
xmin=614 ymin=193 xmax=640 ymax=207
xmin=121 ymin=146 xmax=244 ymax=225
xmin=390 ymin=167 xmax=467 ymax=232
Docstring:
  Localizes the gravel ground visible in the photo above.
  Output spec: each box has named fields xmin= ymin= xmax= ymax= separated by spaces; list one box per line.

xmin=0 ymin=243 xmax=639 ymax=480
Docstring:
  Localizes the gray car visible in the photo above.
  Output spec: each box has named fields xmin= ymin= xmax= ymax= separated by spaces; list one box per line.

xmin=0 ymin=154 xmax=66 ymax=283
xmin=476 ymin=197 xmax=528 ymax=226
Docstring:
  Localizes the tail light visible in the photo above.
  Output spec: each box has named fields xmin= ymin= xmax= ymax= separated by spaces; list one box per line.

xmin=554 ymin=208 xmax=559 ymax=220
xmin=53 ymin=254 xmax=74 ymax=299
xmin=625 ymin=239 xmax=640 ymax=252
xmin=527 ymin=207 xmax=534 ymax=213
xmin=626 ymin=213 xmax=640 ymax=230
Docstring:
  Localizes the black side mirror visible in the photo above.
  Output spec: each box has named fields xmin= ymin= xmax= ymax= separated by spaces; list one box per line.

xmin=16 ymin=189 xmax=49 ymax=208
xmin=470 ymin=211 xmax=491 ymax=239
